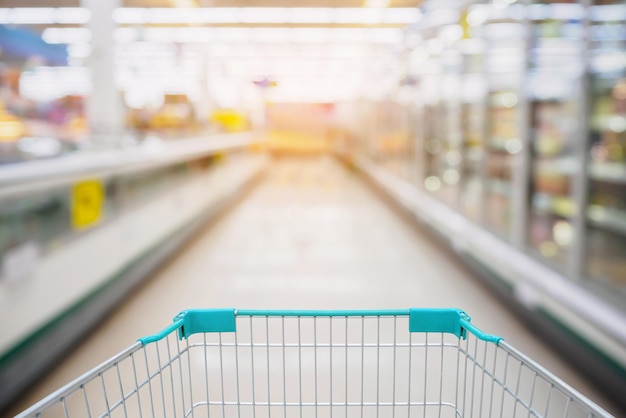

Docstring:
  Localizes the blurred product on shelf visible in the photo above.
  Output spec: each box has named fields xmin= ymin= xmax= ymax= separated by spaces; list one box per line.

xmin=210 ymin=109 xmax=250 ymax=133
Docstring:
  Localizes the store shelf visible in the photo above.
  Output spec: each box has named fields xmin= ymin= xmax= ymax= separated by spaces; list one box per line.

xmin=588 ymin=204 xmax=626 ymax=236
xmin=590 ymin=4 xmax=626 ymax=23
xmin=486 ymin=178 xmax=511 ymax=196
xmin=0 ymin=133 xmax=257 ymax=196
xmin=534 ymin=156 xmax=579 ymax=174
xmin=590 ymin=162 xmax=626 ymax=184
xmin=528 ymin=3 xmax=586 ymax=22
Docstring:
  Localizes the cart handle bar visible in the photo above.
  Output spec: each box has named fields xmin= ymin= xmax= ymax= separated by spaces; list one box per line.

xmin=138 ymin=308 xmax=503 ymax=345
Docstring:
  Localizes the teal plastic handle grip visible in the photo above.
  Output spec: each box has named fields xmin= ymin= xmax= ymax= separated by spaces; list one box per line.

xmin=138 ymin=308 xmax=502 ymax=345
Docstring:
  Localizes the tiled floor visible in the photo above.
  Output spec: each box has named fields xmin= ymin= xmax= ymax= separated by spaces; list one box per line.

xmin=9 ymin=156 xmax=617 ymax=416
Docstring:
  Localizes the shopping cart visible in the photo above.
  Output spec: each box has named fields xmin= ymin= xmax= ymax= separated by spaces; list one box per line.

xmin=16 ymin=308 xmax=612 ymax=418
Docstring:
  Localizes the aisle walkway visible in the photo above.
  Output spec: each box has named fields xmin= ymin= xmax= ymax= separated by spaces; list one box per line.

xmin=9 ymin=156 xmax=615 ymax=415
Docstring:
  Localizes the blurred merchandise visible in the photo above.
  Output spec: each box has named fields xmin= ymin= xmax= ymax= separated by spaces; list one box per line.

xmin=210 ymin=109 xmax=250 ymax=133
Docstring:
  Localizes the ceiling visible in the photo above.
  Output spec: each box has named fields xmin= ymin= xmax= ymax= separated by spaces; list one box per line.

xmin=0 ymin=0 xmax=420 ymax=103
xmin=0 ymin=0 xmax=421 ymax=7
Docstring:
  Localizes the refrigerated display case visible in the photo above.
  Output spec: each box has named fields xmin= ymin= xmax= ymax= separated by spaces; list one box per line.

xmin=343 ymin=1 xmax=626 ymax=411
xmin=437 ymin=44 xmax=463 ymax=206
xmin=483 ymin=7 xmax=527 ymax=238
xmin=421 ymin=56 xmax=442 ymax=195
xmin=527 ymin=2 xmax=585 ymax=268
xmin=460 ymin=38 xmax=486 ymax=222
xmin=586 ymin=1 xmax=626 ymax=293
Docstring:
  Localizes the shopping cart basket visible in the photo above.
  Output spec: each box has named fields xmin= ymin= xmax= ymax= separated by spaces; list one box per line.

xmin=16 ymin=308 xmax=612 ymax=418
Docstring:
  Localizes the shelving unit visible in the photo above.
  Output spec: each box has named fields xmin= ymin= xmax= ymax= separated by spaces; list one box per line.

xmin=343 ymin=0 xmax=626 ymax=410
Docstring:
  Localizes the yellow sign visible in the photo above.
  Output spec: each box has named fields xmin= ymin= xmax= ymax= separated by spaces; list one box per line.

xmin=71 ymin=179 xmax=104 ymax=230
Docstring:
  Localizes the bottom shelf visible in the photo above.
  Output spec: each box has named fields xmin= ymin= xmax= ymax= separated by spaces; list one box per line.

xmin=586 ymin=227 xmax=626 ymax=292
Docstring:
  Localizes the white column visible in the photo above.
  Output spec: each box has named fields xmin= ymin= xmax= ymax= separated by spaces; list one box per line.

xmin=82 ymin=0 xmax=123 ymax=146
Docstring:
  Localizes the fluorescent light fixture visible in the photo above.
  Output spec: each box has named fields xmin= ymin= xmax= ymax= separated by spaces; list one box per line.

xmin=112 ymin=8 xmax=146 ymax=24
xmin=42 ymin=28 xmax=92 ymax=44
xmin=364 ymin=0 xmax=390 ymax=8
xmin=287 ymin=8 xmax=333 ymax=24
xmin=215 ymin=28 xmax=251 ymax=43
xmin=466 ymin=5 xmax=489 ymax=27
xmin=114 ymin=27 xmax=140 ymax=43
xmin=54 ymin=8 xmax=91 ymax=24
xmin=173 ymin=0 xmax=198 ymax=7
xmin=334 ymin=8 xmax=382 ymax=24
xmin=590 ymin=4 xmax=626 ymax=22
xmin=19 ymin=66 xmax=91 ymax=102
xmin=292 ymin=28 xmax=329 ymax=43
xmin=148 ymin=8 xmax=201 ymax=24
xmin=437 ymin=24 xmax=464 ymax=44
xmin=68 ymin=44 xmax=92 ymax=58
xmin=0 ymin=9 xmax=10 ymax=24
xmin=253 ymin=28 xmax=290 ymax=43
xmin=423 ymin=9 xmax=460 ymax=28
xmin=10 ymin=8 xmax=55 ymax=25
xmin=385 ymin=8 xmax=421 ymax=24
xmin=0 ymin=7 xmax=91 ymax=25
xmin=198 ymin=8 xmax=240 ymax=23
xmin=368 ymin=28 xmax=402 ymax=44
xmin=130 ymin=27 xmax=402 ymax=45
xmin=240 ymin=8 xmax=287 ymax=24
xmin=332 ymin=28 xmax=368 ymax=43
xmin=111 ymin=7 xmax=420 ymax=25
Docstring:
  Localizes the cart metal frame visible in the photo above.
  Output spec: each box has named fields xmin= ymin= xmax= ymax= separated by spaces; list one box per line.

xmin=16 ymin=308 xmax=612 ymax=418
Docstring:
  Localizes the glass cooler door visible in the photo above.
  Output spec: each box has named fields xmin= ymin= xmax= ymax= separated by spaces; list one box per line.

xmin=586 ymin=1 xmax=626 ymax=294
xmin=527 ymin=1 xmax=585 ymax=268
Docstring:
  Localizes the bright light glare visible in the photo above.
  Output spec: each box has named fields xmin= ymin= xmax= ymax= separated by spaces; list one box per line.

xmin=133 ymin=27 xmax=401 ymax=45
xmin=553 ymin=221 xmax=573 ymax=247
xmin=0 ymin=8 xmax=91 ymax=24
xmin=438 ymin=25 xmax=463 ymax=44
xmin=427 ymin=39 xmax=445 ymax=55
xmin=334 ymin=8 xmax=381 ymax=24
xmin=500 ymin=92 xmax=519 ymax=108
xmin=17 ymin=137 xmax=62 ymax=157
xmin=42 ymin=28 xmax=92 ymax=44
xmin=608 ymin=116 xmax=626 ymax=133
xmin=10 ymin=8 xmax=54 ymax=24
xmin=54 ymin=8 xmax=91 ymax=24
xmin=68 ymin=44 xmax=92 ymax=58
xmin=425 ymin=176 xmax=442 ymax=192
xmin=505 ymin=138 xmax=522 ymax=154
xmin=288 ymin=8 xmax=332 ymax=23
xmin=19 ymin=67 xmax=91 ymax=102
xmin=112 ymin=8 xmax=146 ymax=24
xmin=384 ymin=8 xmax=422 ymax=24
xmin=467 ymin=6 xmax=489 ymax=27
xmin=240 ymin=8 xmax=287 ymax=23
xmin=112 ymin=7 xmax=420 ymax=25
xmin=364 ymin=0 xmax=390 ymax=8
xmin=443 ymin=169 xmax=460 ymax=185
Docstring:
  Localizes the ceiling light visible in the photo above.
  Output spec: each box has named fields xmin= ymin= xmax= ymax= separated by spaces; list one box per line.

xmin=111 ymin=7 xmax=419 ymax=25
xmin=240 ymin=8 xmax=287 ymax=24
xmin=9 ymin=8 xmax=54 ymax=25
xmin=54 ymin=7 xmax=91 ymax=24
xmin=364 ymin=0 xmax=390 ymax=8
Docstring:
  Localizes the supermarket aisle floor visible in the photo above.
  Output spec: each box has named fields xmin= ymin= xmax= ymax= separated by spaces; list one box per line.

xmin=10 ymin=156 xmax=617 ymax=415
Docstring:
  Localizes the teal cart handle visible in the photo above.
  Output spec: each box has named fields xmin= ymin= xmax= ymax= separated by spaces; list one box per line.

xmin=138 ymin=308 xmax=503 ymax=345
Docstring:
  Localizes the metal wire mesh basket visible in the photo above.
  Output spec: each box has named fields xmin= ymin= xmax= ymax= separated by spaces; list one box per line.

xmin=16 ymin=308 xmax=612 ymax=418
